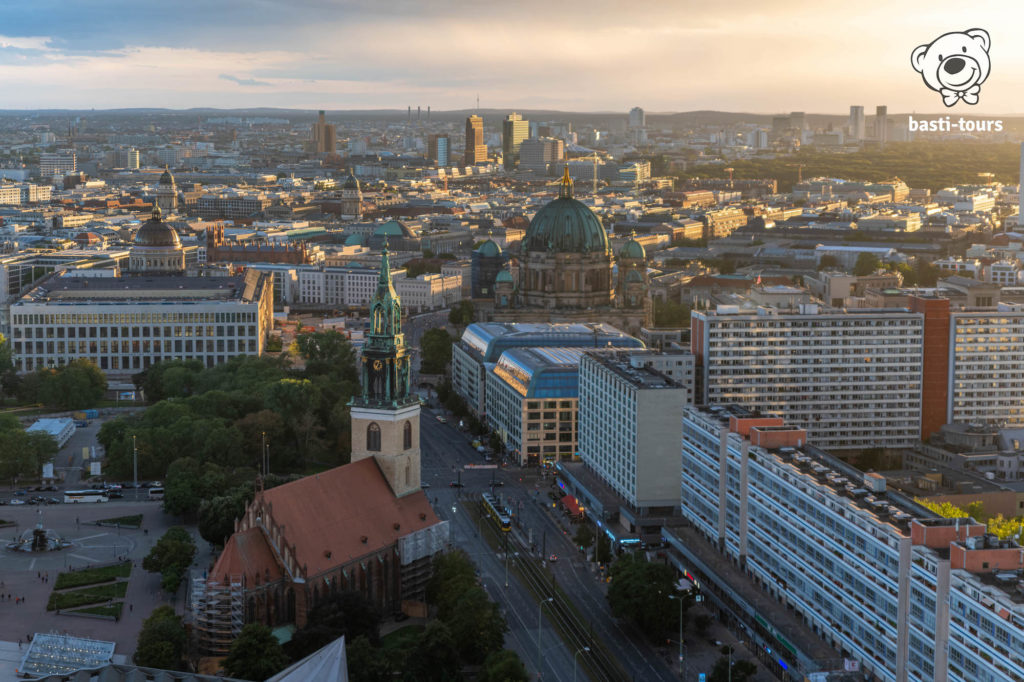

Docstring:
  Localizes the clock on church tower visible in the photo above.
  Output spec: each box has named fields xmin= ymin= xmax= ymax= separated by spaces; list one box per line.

xmin=349 ymin=242 xmax=421 ymax=497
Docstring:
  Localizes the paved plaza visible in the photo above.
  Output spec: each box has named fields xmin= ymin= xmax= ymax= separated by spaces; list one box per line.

xmin=0 ymin=501 xmax=204 ymax=660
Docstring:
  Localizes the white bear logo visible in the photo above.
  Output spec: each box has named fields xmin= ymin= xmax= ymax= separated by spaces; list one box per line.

xmin=911 ymin=29 xmax=990 ymax=107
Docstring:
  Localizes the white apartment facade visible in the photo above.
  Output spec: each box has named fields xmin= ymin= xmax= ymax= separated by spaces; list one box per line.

xmin=692 ymin=305 xmax=924 ymax=449
xmin=577 ymin=351 xmax=687 ymax=508
xmin=679 ymin=404 xmax=1024 ymax=682
xmin=948 ymin=307 xmax=1024 ymax=426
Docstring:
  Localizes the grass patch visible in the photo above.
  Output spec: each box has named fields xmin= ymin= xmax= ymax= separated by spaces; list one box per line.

xmin=48 ymin=581 xmax=128 ymax=611
xmin=380 ymin=624 xmax=424 ymax=651
xmin=95 ymin=514 xmax=143 ymax=529
xmin=74 ymin=602 xmax=123 ymax=619
xmin=54 ymin=562 xmax=132 ymax=590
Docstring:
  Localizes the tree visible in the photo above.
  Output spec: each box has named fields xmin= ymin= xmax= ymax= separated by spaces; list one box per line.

xmin=35 ymin=360 xmax=107 ymax=409
xmin=817 ymin=254 xmax=840 ymax=271
xmin=709 ymin=654 xmax=757 ymax=682
xmin=134 ymin=605 xmax=186 ymax=669
xmin=427 ymin=550 xmax=477 ymax=619
xmin=420 ymin=328 xmax=453 ymax=375
xmin=607 ymin=553 xmax=688 ymax=640
xmin=286 ymin=590 xmax=382 ymax=661
xmin=295 ymin=330 xmax=359 ymax=379
xmin=223 ymin=623 xmax=290 ymax=681
xmin=447 ymin=587 xmax=507 ymax=664
xmin=479 ymin=650 xmax=529 ymax=682
xmin=198 ymin=488 xmax=250 ymax=546
xmin=143 ymin=526 xmax=197 ymax=592
xmin=574 ymin=524 xmax=595 ymax=553
xmin=915 ymin=498 xmax=968 ymax=519
xmin=694 ymin=613 xmax=713 ymax=636
xmin=0 ymin=333 xmax=13 ymax=402
xmin=163 ymin=458 xmax=226 ymax=518
xmin=853 ymin=252 xmax=881 ymax=276
xmin=0 ymin=426 xmax=57 ymax=483
xmin=265 ymin=378 xmax=323 ymax=460
xmin=448 ymin=300 xmax=475 ymax=327
xmin=404 ymin=621 xmax=462 ymax=682
xmin=653 ymin=299 xmax=691 ymax=328
xmin=346 ymin=635 xmax=393 ymax=682
xmin=987 ymin=514 xmax=1024 ymax=541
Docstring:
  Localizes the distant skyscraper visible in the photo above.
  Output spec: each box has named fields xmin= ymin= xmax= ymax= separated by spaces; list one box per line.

xmin=427 ymin=134 xmax=450 ymax=167
xmin=849 ymin=105 xmax=866 ymax=140
xmin=464 ymin=115 xmax=485 ymax=166
xmin=789 ymin=111 xmax=806 ymax=131
xmin=40 ymin=150 xmax=76 ymax=177
xmin=875 ymin=105 xmax=888 ymax=146
xmin=518 ymin=137 xmax=564 ymax=172
xmin=1019 ymin=142 xmax=1024 ymax=226
xmin=628 ymin=107 xmax=645 ymax=128
xmin=311 ymin=110 xmax=336 ymax=154
xmin=501 ymin=113 xmax=529 ymax=170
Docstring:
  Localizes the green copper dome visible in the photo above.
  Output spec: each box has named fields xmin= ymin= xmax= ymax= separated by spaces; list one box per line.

xmin=495 ymin=269 xmax=513 ymax=283
xmin=619 ymin=234 xmax=646 ymax=260
xmin=522 ymin=168 xmax=609 ymax=255
xmin=477 ymin=239 xmax=502 ymax=258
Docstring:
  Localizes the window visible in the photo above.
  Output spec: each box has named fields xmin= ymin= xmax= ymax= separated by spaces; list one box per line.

xmin=404 ymin=421 xmax=412 ymax=449
xmin=367 ymin=422 xmax=381 ymax=451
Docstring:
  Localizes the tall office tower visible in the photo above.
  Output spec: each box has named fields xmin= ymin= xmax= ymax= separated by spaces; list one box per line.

xmin=464 ymin=115 xmax=485 ymax=166
xmin=517 ymin=137 xmax=564 ymax=172
xmin=501 ymin=113 xmax=529 ymax=170
xmin=427 ymin=134 xmax=450 ymax=167
xmin=115 ymin=147 xmax=140 ymax=169
xmin=789 ymin=111 xmax=806 ymax=130
xmin=628 ymin=106 xmax=645 ymax=129
xmin=848 ymin=105 xmax=866 ymax=140
xmin=311 ymin=110 xmax=336 ymax=154
xmin=875 ymin=105 xmax=888 ymax=146
xmin=40 ymin=151 xmax=76 ymax=177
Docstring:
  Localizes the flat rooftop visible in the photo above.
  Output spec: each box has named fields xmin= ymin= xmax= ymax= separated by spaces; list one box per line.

xmin=15 ymin=271 xmax=265 ymax=305
xmin=584 ymin=351 xmax=680 ymax=389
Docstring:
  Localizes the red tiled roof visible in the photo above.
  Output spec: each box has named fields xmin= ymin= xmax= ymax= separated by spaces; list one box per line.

xmin=214 ymin=527 xmax=284 ymax=585
xmin=256 ymin=458 xmax=441 ymax=576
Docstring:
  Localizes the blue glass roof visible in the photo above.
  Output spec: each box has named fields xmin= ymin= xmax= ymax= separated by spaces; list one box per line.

xmin=461 ymin=322 xmax=644 ymax=362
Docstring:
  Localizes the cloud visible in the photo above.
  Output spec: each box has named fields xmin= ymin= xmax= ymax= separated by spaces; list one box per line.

xmin=219 ymin=74 xmax=272 ymax=87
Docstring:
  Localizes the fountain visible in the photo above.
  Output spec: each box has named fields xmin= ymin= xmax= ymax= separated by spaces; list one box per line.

xmin=6 ymin=509 xmax=71 ymax=552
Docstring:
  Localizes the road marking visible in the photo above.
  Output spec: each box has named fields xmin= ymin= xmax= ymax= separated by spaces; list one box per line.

xmin=70 ymin=553 xmax=99 ymax=562
xmin=29 ymin=558 xmax=36 ymax=570
xmin=76 ymin=533 xmax=108 ymax=541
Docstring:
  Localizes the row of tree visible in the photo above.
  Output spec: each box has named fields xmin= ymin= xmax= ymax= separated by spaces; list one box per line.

xmin=98 ymin=331 xmax=360 ymax=481
xmin=0 ymin=413 xmax=57 ymax=483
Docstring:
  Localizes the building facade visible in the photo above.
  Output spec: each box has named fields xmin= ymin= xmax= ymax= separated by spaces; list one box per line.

xmin=464 ymin=115 xmax=485 ymax=166
xmin=692 ymin=304 xmax=924 ymax=449
xmin=502 ymin=113 xmax=529 ymax=170
xmin=677 ymin=404 xmax=1024 ymax=682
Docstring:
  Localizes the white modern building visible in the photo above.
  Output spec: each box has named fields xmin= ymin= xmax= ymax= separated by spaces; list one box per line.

xmin=9 ymin=270 xmax=272 ymax=375
xmin=692 ymin=304 xmax=924 ymax=449
xmin=577 ymin=351 xmax=688 ymax=509
xmin=677 ymin=404 xmax=1024 ymax=682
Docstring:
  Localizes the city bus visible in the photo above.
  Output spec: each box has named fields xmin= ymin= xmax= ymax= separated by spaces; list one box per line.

xmin=64 ymin=490 xmax=109 ymax=504
xmin=148 ymin=487 xmax=165 ymax=501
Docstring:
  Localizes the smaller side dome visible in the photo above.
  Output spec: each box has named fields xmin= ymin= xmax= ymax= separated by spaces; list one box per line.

xmin=495 ymin=270 xmax=514 ymax=283
xmin=476 ymin=239 xmax=502 ymax=258
xmin=342 ymin=174 xmax=360 ymax=190
xmin=344 ymin=233 xmax=364 ymax=246
xmin=158 ymin=167 xmax=175 ymax=186
xmin=619 ymin=232 xmax=646 ymax=260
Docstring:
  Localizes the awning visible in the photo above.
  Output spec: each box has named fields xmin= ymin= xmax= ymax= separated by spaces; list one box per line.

xmin=561 ymin=495 xmax=582 ymax=517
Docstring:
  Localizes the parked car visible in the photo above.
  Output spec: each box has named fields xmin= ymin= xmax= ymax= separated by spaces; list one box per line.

xmin=46 ymin=497 xmax=61 ymax=505
xmin=449 ymin=481 xmax=464 ymax=488
xmin=9 ymin=499 xmax=25 ymax=505
xmin=436 ymin=415 xmax=447 ymax=423
xmin=108 ymin=491 xmax=124 ymax=499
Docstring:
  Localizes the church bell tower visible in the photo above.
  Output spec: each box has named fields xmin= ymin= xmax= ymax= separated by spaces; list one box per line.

xmin=349 ymin=241 xmax=421 ymax=497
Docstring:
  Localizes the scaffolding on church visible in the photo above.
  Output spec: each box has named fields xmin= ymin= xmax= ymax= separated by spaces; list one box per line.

xmin=190 ymin=573 xmax=245 ymax=655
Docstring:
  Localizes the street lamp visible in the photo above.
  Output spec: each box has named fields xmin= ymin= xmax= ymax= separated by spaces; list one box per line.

xmin=573 ymin=646 xmax=590 ymax=682
xmin=669 ymin=594 xmax=685 ymax=677
xmin=537 ymin=597 xmax=554 ymax=674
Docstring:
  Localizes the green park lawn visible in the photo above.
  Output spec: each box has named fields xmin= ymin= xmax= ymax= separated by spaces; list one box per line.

xmin=47 ymin=581 xmax=128 ymax=611
xmin=54 ymin=561 xmax=132 ymax=590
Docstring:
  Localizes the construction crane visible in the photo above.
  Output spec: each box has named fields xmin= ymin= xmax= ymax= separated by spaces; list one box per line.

xmin=786 ymin=163 xmax=806 ymax=184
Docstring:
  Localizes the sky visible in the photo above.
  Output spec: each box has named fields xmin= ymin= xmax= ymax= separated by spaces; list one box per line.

xmin=1 ymin=0 xmax=1024 ymax=114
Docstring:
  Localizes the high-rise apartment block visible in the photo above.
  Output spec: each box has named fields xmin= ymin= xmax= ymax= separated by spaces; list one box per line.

xmin=849 ymin=105 xmax=865 ymax=140
xmin=692 ymin=304 xmax=924 ymax=449
xmin=464 ymin=115 xmax=485 ymax=166
xmin=577 ymin=351 xmax=690 ymax=509
xmin=675 ymin=404 xmax=1024 ymax=682
xmin=40 ymin=151 xmax=76 ymax=177
xmin=427 ymin=134 xmax=449 ymax=167
xmin=501 ymin=113 xmax=529 ymax=170
xmin=311 ymin=110 xmax=336 ymax=154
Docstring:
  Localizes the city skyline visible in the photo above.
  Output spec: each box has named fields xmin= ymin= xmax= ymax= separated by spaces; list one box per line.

xmin=1 ymin=0 xmax=1024 ymax=113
